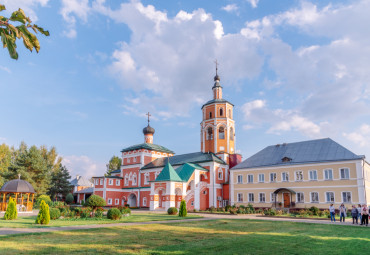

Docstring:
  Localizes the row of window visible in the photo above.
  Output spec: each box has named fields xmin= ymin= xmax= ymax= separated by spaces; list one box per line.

xmin=124 ymin=157 xmax=138 ymax=164
xmin=206 ymin=127 xmax=234 ymax=140
xmin=207 ymin=108 xmax=232 ymax=119
xmin=123 ymin=172 xmax=160 ymax=186
xmin=95 ymin=179 xmax=122 ymax=186
xmin=107 ymin=197 xmax=147 ymax=206
xmin=236 ymin=168 xmax=350 ymax=184
xmin=237 ymin=191 xmax=352 ymax=203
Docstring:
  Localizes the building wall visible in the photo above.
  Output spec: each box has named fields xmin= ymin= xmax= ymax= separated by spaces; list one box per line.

xmin=231 ymin=160 xmax=366 ymax=209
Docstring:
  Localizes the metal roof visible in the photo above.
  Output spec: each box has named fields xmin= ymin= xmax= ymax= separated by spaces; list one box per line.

xmin=120 ymin=143 xmax=174 ymax=154
xmin=70 ymin=176 xmax=93 ymax=187
xmin=153 ymin=162 xmax=183 ymax=182
xmin=232 ymin=138 xmax=364 ymax=170
xmin=141 ymin=152 xmax=226 ymax=170
xmin=175 ymin=163 xmax=208 ymax=182
xmin=201 ymin=99 xmax=234 ymax=109
xmin=74 ymin=187 xmax=94 ymax=194
xmin=110 ymin=169 xmax=121 ymax=174
xmin=0 ymin=179 xmax=35 ymax=193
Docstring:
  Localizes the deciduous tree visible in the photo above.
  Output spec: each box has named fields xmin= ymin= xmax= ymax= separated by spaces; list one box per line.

xmin=106 ymin=155 xmax=122 ymax=176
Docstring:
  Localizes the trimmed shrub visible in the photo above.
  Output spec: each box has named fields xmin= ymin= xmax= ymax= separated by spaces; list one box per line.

xmin=71 ymin=207 xmax=82 ymax=216
xmin=95 ymin=209 xmax=104 ymax=218
xmin=230 ymin=208 xmax=238 ymax=215
xmin=86 ymin=195 xmax=106 ymax=215
xmin=80 ymin=207 xmax=92 ymax=218
xmin=309 ymin=206 xmax=320 ymax=216
xmin=36 ymin=195 xmax=51 ymax=207
xmin=4 ymin=197 xmax=17 ymax=220
xmin=107 ymin=208 xmax=122 ymax=220
xmin=80 ymin=200 xmax=85 ymax=206
xmin=225 ymin=205 xmax=231 ymax=212
xmin=49 ymin=208 xmax=61 ymax=220
xmin=247 ymin=203 xmax=255 ymax=213
xmin=65 ymin=193 xmax=74 ymax=205
xmin=167 ymin=207 xmax=178 ymax=215
xmin=179 ymin=200 xmax=187 ymax=217
xmin=36 ymin=200 xmax=50 ymax=225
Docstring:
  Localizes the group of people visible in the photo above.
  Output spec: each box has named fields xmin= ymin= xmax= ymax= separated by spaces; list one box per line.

xmin=329 ymin=203 xmax=369 ymax=226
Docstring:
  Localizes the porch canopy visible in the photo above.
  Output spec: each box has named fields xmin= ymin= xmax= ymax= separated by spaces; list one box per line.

xmin=0 ymin=178 xmax=35 ymax=212
xmin=272 ymin=188 xmax=296 ymax=208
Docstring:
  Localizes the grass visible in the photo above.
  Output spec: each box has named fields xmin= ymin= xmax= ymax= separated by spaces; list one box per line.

xmin=0 ymin=219 xmax=369 ymax=254
xmin=0 ymin=213 xmax=202 ymax=228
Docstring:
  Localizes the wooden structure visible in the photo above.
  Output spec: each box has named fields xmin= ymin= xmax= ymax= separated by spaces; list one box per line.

xmin=0 ymin=178 xmax=35 ymax=212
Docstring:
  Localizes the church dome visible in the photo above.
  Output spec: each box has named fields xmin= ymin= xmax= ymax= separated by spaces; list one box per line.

xmin=0 ymin=179 xmax=35 ymax=193
xmin=214 ymin=74 xmax=220 ymax=81
xmin=143 ymin=125 xmax=155 ymax=135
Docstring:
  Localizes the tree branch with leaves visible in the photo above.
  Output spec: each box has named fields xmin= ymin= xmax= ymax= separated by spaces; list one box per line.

xmin=0 ymin=4 xmax=50 ymax=60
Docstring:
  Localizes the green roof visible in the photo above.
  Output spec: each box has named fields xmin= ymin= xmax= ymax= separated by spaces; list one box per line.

xmin=153 ymin=162 xmax=183 ymax=182
xmin=141 ymin=152 xmax=226 ymax=170
xmin=175 ymin=163 xmax=208 ymax=182
xmin=121 ymin=143 xmax=174 ymax=154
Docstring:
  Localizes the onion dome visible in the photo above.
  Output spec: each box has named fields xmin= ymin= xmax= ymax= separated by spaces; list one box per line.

xmin=0 ymin=179 xmax=35 ymax=193
xmin=214 ymin=74 xmax=220 ymax=82
xmin=143 ymin=125 xmax=155 ymax=135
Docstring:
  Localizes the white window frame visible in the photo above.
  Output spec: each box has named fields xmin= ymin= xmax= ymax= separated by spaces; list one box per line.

xmin=248 ymin=193 xmax=254 ymax=202
xmin=143 ymin=197 xmax=147 ymax=206
xmin=259 ymin=193 xmax=266 ymax=203
xmin=108 ymin=198 xmax=112 ymax=205
xmin=340 ymin=168 xmax=350 ymax=180
xmin=325 ymin=192 xmax=335 ymax=203
xmin=144 ymin=173 xmax=149 ymax=185
xmin=270 ymin=192 xmax=275 ymax=203
xmin=342 ymin=191 xmax=352 ymax=203
xmin=127 ymin=158 xmax=130 ymax=163
xmin=132 ymin=174 xmax=137 ymax=185
xmin=296 ymin=192 xmax=304 ymax=203
xmin=324 ymin=169 xmax=333 ymax=180
xmin=295 ymin=171 xmax=303 ymax=181
xmin=237 ymin=175 xmax=243 ymax=184
xmin=247 ymin=174 xmax=254 ymax=184
xmin=95 ymin=179 xmax=99 ymax=185
xmin=270 ymin=173 xmax=277 ymax=182
xmin=116 ymin=179 xmax=120 ymax=186
xmin=115 ymin=198 xmax=119 ymax=205
xmin=282 ymin=172 xmax=289 ymax=182
xmin=258 ymin=174 xmax=265 ymax=183
xmin=109 ymin=179 xmax=113 ymax=185
xmin=133 ymin=157 xmax=137 ymax=163
xmin=237 ymin=193 xmax=243 ymax=202
xmin=100 ymin=179 xmax=103 ymax=185
xmin=124 ymin=175 xmax=128 ymax=186
xmin=218 ymin=169 xmax=223 ymax=180
xmin=310 ymin=192 xmax=319 ymax=203
xmin=309 ymin=170 xmax=318 ymax=181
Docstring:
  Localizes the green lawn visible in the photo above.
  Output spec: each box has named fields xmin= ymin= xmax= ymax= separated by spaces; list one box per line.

xmin=0 ymin=213 xmax=202 ymax=228
xmin=0 ymin=219 xmax=369 ymax=254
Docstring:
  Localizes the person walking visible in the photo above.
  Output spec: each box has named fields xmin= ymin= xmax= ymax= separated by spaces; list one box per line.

xmin=361 ymin=204 xmax=369 ymax=226
xmin=351 ymin=205 xmax=358 ymax=224
xmin=357 ymin=204 xmax=362 ymax=224
xmin=329 ymin=203 xmax=336 ymax=222
xmin=339 ymin=203 xmax=347 ymax=222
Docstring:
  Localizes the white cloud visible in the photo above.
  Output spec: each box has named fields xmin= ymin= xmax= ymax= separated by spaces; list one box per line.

xmin=222 ymin=4 xmax=238 ymax=13
xmin=0 ymin=65 xmax=11 ymax=73
xmin=60 ymin=0 xmax=91 ymax=38
xmin=1 ymin=0 xmax=49 ymax=21
xmin=343 ymin=124 xmax=370 ymax=147
xmin=246 ymin=0 xmax=260 ymax=9
xmin=62 ymin=155 xmax=105 ymax=179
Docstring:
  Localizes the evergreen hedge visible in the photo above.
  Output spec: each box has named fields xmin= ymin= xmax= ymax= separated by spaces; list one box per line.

xmin=49 ymin=208 xmax=61 ymax=220
xmin=36 ymin=195 xmax=51 ymax=207
xmin=167 ymin=207 xmax=178 ymax=215
xmin=65 ymin=193 xmax=74 ymax=204
xmin=179 ymin=200 xmax=187 ymax=217
xmin=107 ymin=208 xmax=122 ymax=220
xmin=4 ymin=197 xmax=17 ymax=220
xmin=36 ymin=200 xmax=50 ymax=224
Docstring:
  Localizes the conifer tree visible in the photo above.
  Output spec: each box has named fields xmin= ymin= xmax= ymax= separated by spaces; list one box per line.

xmin=179 ymin=199 xmax=187 ymax=217
xmin=35 ymin=200 xmax=50 ymax=225
xmin=4 ymin=197 xmax=17 ymax=220
xmin=105 ymin=156 xmax=122 ymax=176
xmin=48 ymin=164 xmax=71 ymax=200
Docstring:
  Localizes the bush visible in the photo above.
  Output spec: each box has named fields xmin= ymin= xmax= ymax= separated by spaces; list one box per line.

xmin=86 ymin=195 xmax=106 ymax=215
xmin=230 ymin=208 xmax=238 ymax=215
xmin=247 ymin=203 xmax=255 ymax=213
xmin=237 ymin=208 xmax=244 ymax=214
xmin=225 ymin=205 xmax=231 ymax=212
xmin=179 ymin=200 xmax=187 ymax=217
xmin=309 ymin=206 xmax=320 ymax=216
xmin=107 ymin=208 xmax=122 ymax=220
xmin=36 ymin=195 xmax=51 ymax=208
xmin=36 ymin=200 xmax=50 ymax=225
xmin=50 ymin=201 xmax=65 ymax=208
xmin=49 ymin=208 xmax=61 ymax=220
xmin=94 ymin=207 xmax=104 ymax=218
xmin=65 ymin=193 xmax=74 ymax=205
xmin=4 ymin=197 xmax=17 ymax=220
xmin=167 ymin=207 xmax=178 ymax=215
xmin=265 ymin=208 xmax=276 ymax=216
xmin=80 ymin=200 xmax=85 ymax=206
xmin=209 ymin=206 xmax=216 ymax=213
xmin=80 ymin=207 xmax=92 ymax=218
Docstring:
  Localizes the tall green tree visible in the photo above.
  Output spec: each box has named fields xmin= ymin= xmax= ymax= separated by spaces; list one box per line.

xmin=0 ymin=143 xmax=12 ymax=187
xmin=47 ymin=164 xmax=71 ymax=201
xmin=0 ymin=4 xmax=50 ymax=60
xmin=105 ymin=156 xmax=122 ymax=176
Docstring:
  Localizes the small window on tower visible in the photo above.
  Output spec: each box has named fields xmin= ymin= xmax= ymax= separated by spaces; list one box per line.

xmin=230 ymin=127 xmax=234 ymax=141
xmin=209 ymin=112 xmax=212 ymax=119
xmin=207 ymin=127 xmax=213 ymax=140
xmin=219 ymin=127 xmax=225 ymax=139
xmin=220 ymin=108 xmax=223 ymax=116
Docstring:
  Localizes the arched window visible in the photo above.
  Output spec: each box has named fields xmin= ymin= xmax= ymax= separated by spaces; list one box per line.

xmin=220 ymin=108 xmax=223 ymax=116
xmin=219 ymin=127 xmax=225 ymax=139
xmin=228 ymin=109 xmax=232 ymax=118
xmin=230 ymin=127 xmax=234 ymax=141
xmin=218 ymin=169 xmax=223 ymax=180
xmin=132 ymin=174 xmax=137 ymax=185
xmin=207 ymin=127 xmax=213 ymax=140
xmin=143 ymin=197 xmax=147 ymax=206
xmin=124 ymin=174 xmax=128 ymax=186
xmin=209 ymin=112 xmax=212 ymax=119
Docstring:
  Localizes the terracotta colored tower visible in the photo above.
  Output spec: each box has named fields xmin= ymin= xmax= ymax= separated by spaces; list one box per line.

xmin=200 ymin=65 xmax=235 ymax=161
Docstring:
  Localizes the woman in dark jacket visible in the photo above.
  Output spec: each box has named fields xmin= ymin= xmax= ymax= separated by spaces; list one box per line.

xmin=351 ymin=205 xmax=358 ymax=224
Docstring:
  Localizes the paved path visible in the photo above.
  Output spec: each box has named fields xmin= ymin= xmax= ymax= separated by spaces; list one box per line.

xmin=0 ymin=213 xmax=366 ymax=236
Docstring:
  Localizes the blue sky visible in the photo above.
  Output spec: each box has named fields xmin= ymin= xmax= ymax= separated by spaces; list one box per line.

xmin=1 ymin=0 xmax=370 ymax=178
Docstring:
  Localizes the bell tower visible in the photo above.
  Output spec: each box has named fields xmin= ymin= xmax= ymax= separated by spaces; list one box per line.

xmin=200 ymin=63 xmax=235 ymax=160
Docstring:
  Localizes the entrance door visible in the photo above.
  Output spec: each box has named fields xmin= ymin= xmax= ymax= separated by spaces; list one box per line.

xmin=283 ymin=193 xmax=290 ymax=208
xmin=158 ymin=190 xmax=163 ymax=208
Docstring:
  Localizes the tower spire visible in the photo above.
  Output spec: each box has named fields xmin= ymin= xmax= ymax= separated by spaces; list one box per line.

xmin=146 ymin=112 xmax=151 ymax=125
xmin=215 ymin=59 xmax=218 ymax=76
